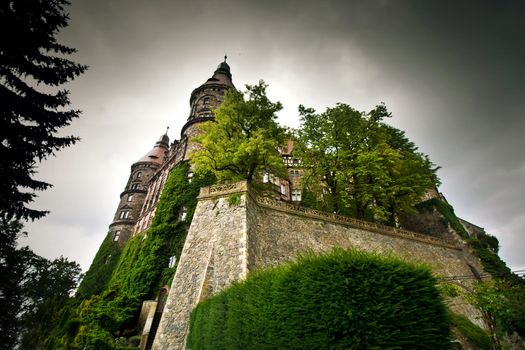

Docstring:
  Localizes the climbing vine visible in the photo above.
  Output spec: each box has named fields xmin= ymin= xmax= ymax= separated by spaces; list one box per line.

xmin=40 ymin=162 xmax=215 ymax=349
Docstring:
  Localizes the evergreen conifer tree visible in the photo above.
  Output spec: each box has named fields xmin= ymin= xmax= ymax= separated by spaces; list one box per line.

xmin=0 ymin=0 xmax=87 ymax=223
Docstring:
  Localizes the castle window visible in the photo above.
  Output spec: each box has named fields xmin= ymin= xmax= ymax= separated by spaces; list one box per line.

xmin=280 ymin=184 xmax=286 ymax=195
xmin=130 ymin=183 xmax=140 ymax=190
xmin=127 ymin=194 xmax=133 ymax=202
xmin=203 ymin=97 xmax=210 ymax=105
xmin=136 ymin=172 xmax=142 ymax=179
xmin=113 ymin=230 xmax=121 ymax=241
xmin=119 ymin=210 xmax=130 ymax=219
xmin=179 ymin=207 xmax=188 ymax=221
xmin=168 ymin=255 xmax=177 ymax=268
xmin=292 ymin=189 xmax=302 ymax=202
xmin=263 ymin=173 xmax=269 ymax=183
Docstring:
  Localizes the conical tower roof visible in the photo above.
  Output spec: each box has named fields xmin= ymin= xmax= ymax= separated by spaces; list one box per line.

xmin=136 ymin=132 xmax=169 ymax=165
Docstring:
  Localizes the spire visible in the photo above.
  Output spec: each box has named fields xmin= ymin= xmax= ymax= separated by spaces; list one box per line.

xmin=156 ymin=128 xmax=170 ymax=148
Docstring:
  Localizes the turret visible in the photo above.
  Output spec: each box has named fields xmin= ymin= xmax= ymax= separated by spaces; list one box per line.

xmin=181 ymin=57 xmax=235 ymax=159
xmin=108 ymin=132 xmax=169 ymax=246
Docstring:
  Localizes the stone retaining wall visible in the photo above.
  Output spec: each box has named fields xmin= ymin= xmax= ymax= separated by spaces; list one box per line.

xmin=153 ymin=181 xmax=483 ymax=349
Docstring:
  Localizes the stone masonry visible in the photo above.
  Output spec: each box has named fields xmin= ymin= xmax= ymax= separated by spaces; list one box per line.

xmin=152 ymin=181 xmax=484 ymax=349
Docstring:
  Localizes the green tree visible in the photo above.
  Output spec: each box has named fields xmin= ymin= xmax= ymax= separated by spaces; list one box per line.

xmin=0 ymin=0 xmax=87 ymax=223
xmin=191 ymin=81 xmax=287 ymax=184
xmin=296 ymin=103 xmax=438 ymax=224
xmin=0 ymin=232 xmax=82 ymax=349
xmin=0 ymin=1 xmax=85 ymax=348
xmin=444 ymin=280 xmax=511 ymax=350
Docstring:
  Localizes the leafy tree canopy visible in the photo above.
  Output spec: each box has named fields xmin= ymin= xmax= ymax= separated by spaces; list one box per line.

xmin=0 ymin=221 xmax=82 ymax=349
xmin=0 ymin=0 xmax=87 ymax=222
xmin=296 ymin=103 xmax=439 ymax=224
xmin=191 ymin=81 xmax=287 ymax=184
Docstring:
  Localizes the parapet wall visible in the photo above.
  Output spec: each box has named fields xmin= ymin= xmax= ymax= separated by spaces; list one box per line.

xmin=153 ymin=181 xmax=483 ymax=349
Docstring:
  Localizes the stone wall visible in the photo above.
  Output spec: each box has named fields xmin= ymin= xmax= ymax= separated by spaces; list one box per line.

xmin=152 ymin=182 xmax=249 ymax=349
xmin=153 ymin=181 xmax=484 ymax=349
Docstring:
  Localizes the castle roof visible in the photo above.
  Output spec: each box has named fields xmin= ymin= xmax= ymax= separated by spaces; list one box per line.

xmin=198 ymin=58 xmax=234 ymax=89
xmin=136 ymin=132 xmax=169 ymax=165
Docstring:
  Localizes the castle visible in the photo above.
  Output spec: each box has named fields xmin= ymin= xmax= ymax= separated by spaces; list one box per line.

xmin=93 ymin=60 xmax=486 ymax=349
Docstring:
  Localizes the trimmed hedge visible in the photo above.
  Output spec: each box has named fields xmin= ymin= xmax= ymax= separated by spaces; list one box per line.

xmin=188 ymin=249 xmax=451 ymax=350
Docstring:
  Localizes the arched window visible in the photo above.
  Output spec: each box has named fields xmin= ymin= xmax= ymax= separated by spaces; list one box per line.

xmin=179 ymin=207 xmax=187 ymax=221
xmin=113 ymin=231 xmax=121 ymax=241
xmin=127 ymin=194 xmax=133 ymax=202
xmin=136 ymin=172 xmax=142 ymax=179
xmin=168 ymin=255 xmax=177 ymax=268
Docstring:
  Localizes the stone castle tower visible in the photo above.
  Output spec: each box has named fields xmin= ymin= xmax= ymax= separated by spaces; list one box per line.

xmin=107 ymin=59 xmax=237 ymax=244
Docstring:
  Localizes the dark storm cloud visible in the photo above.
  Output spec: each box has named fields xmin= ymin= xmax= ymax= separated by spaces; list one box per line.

xmin=22 ymin=0 xmax=525 ymax=271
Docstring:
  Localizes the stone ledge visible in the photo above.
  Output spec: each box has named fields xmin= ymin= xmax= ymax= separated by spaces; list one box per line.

xmin=197 ymin=181 xmax=461 ymax=251
xmin=253 ymin=195 xmax=461 ymax=251
xmin=198 ymin=180 xmax=248 ymax=199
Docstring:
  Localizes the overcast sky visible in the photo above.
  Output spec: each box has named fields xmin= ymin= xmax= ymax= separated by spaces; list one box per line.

xmin=20 ymin=0 xmax=525 ymax=274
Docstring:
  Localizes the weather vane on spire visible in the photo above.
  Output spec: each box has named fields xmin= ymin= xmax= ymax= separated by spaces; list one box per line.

xmin=224 ymin=53 xmax=227 ymax=62
xmin=165 ymin=126 xmax=169 ymax=135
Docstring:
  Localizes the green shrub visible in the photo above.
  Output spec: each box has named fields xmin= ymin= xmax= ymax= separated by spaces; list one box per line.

xmin=449 ymin=312 xmax=491 ymax=350
xmin=188 ymin=249 xmax=451 ymax=350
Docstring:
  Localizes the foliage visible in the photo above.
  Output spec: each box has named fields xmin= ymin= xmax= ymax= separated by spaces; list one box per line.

xmin=449 ymin=312 xmax=492 ymax=350
xmin=39 ymin=162 xmax=214 ymax=349
xmin=0 ymin=222 xmax=82 ymax=349
xmin=0 ymin=2 xmax=85 ymax=347
xmin=428 ymin=197 xmax=525 ymax=340
xmin=501 ymin=281 xmax=525 ymax=336
xmin=295 ymin=103 xmax=439 ymax=225
xmin=188 ymin=248 xmax=451 ymax=350
xmin=77 ymin=235 xmax=122 ymax=299
xmin=457 ymin=280 xmax=510 ymax=349
xmin=191 ymin=80 xmax=287 ymax=184
xmin=227 ymin=193 xmax=242 ymax=206
xmin=0 ymin=0 xmax=87 ymax=222
xmin=422 ymin=198 xmax=513 ymax=279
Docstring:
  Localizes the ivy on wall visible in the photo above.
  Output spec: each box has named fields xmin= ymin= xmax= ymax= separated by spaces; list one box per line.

xmin=76 ymin=235 xmax=122 ymax=299
xmin=40 ymin=162 xmax=215 ymax=349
